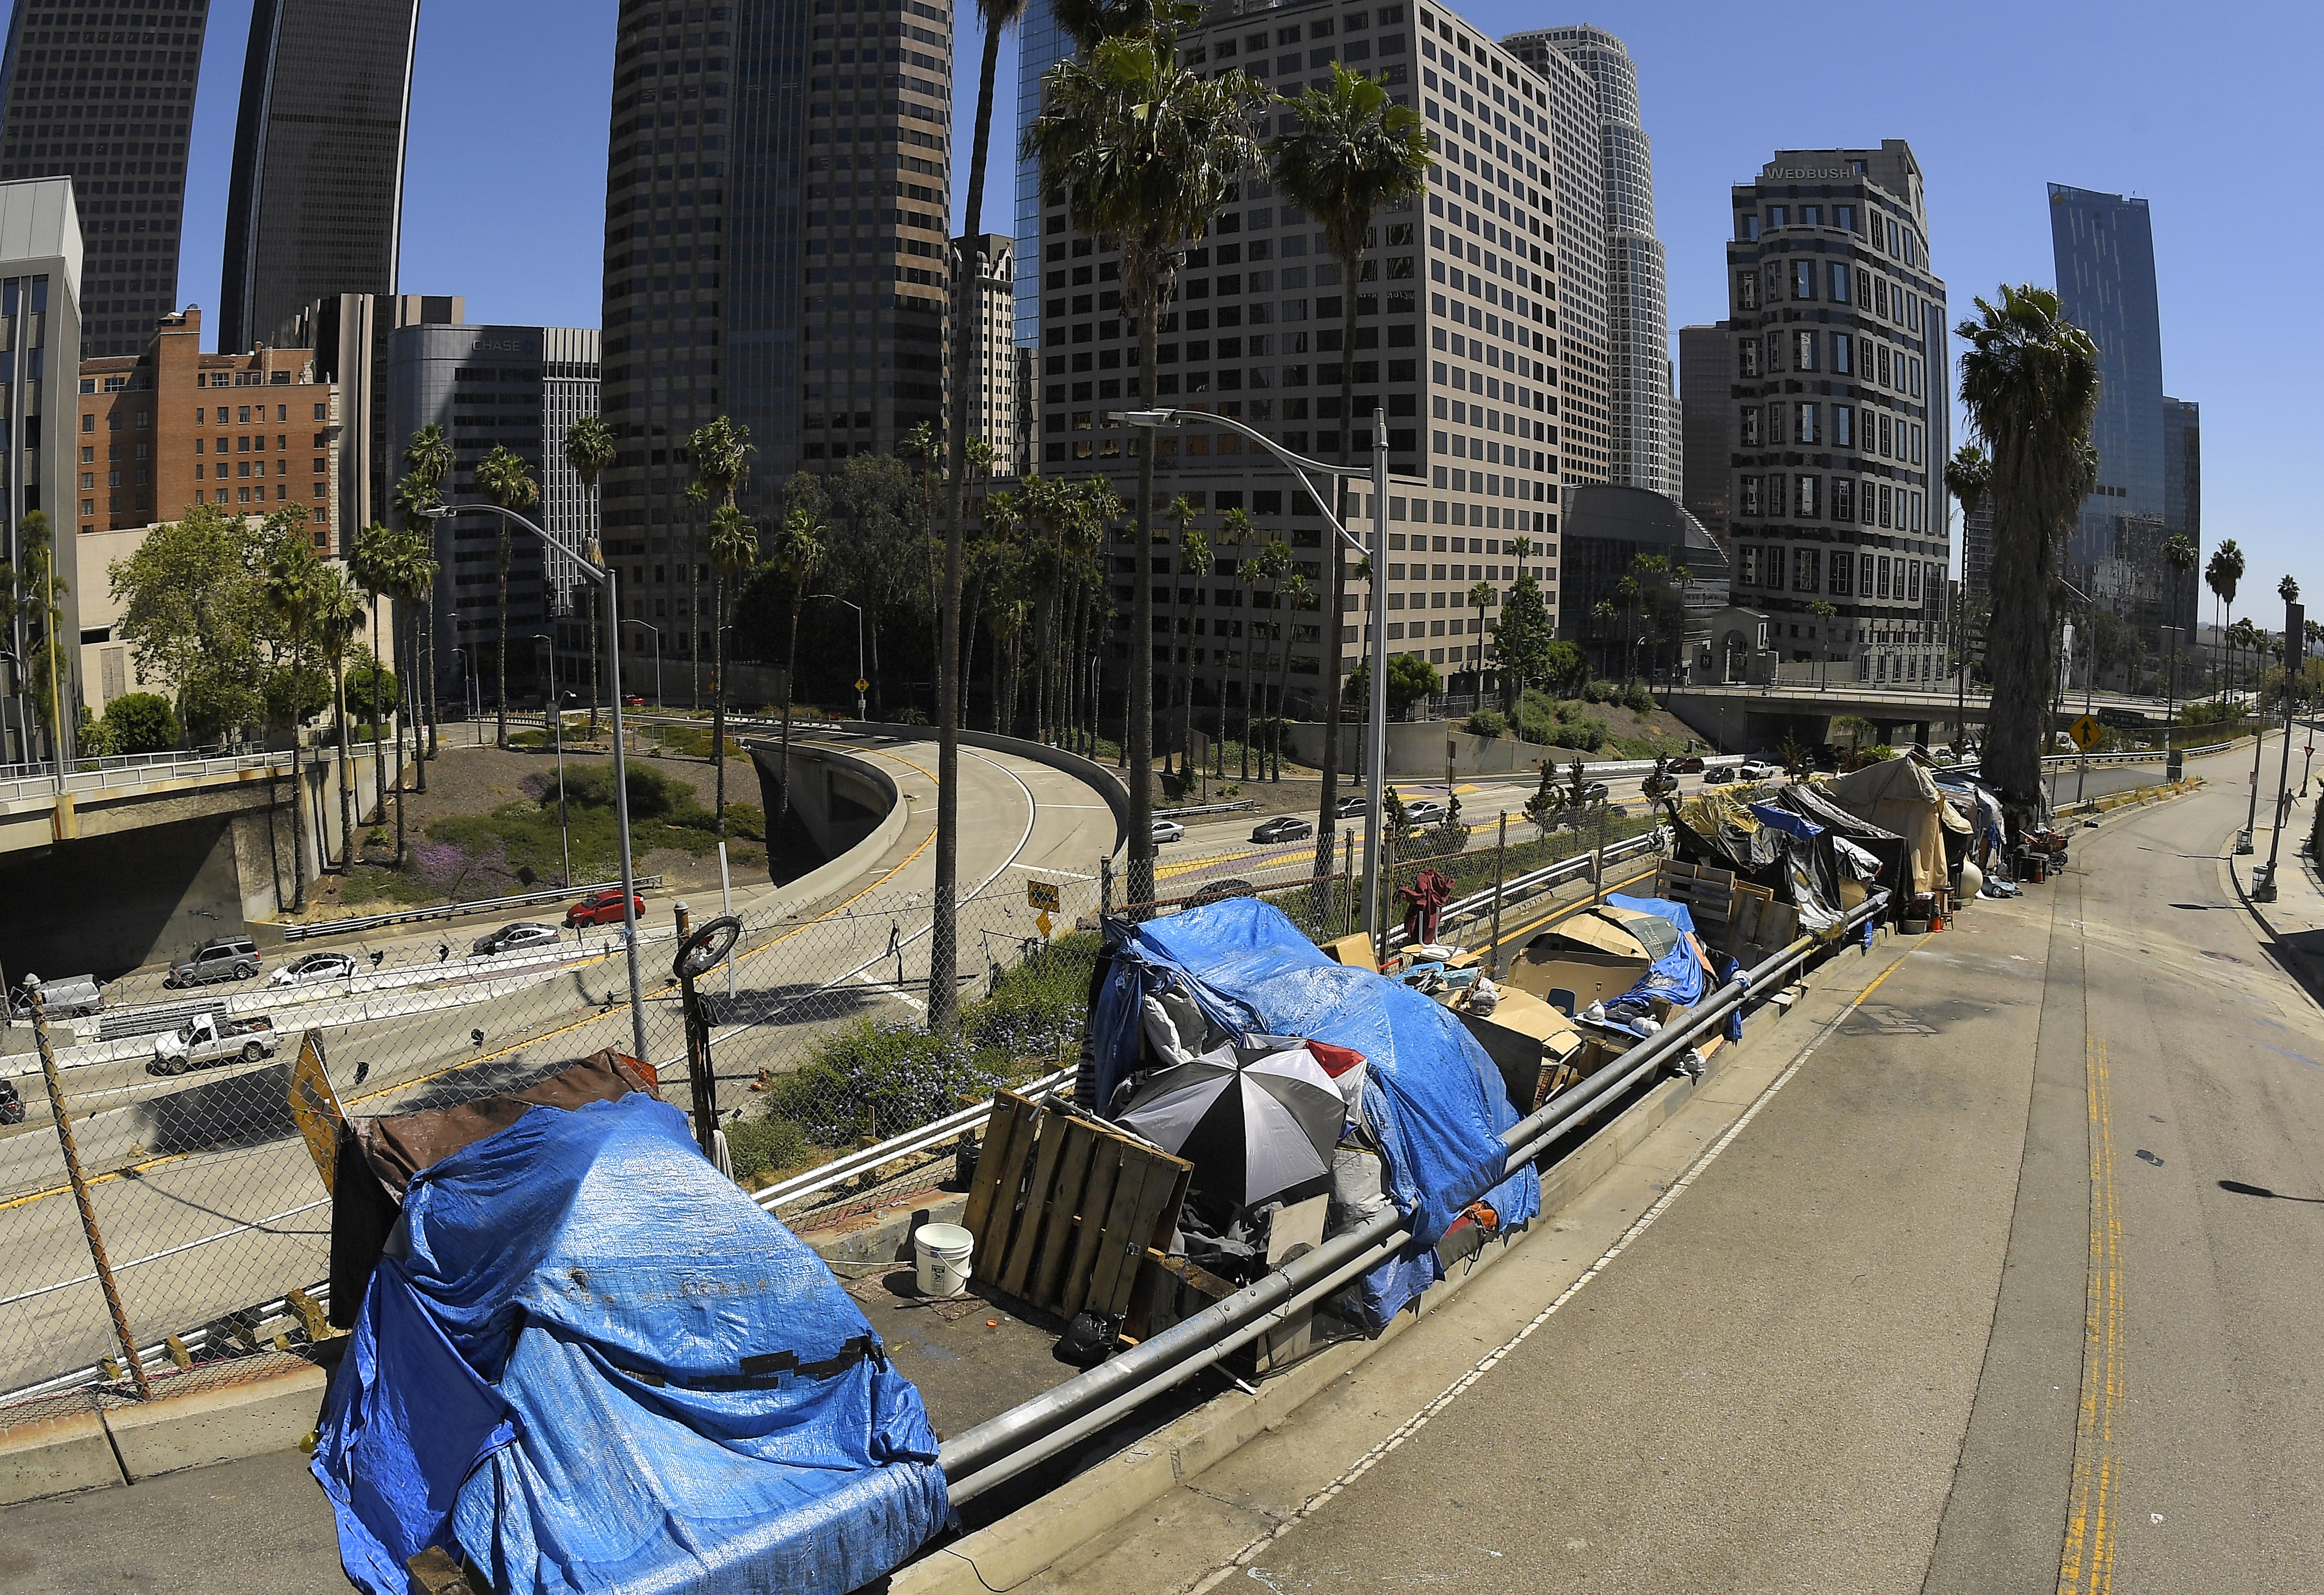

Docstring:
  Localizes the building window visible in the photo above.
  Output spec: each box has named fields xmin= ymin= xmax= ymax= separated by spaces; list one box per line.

xmin=1794 ymin=474 xmax=1819 ymax=519
xmin=1740 ymin=406 xmax=1760 ymax=447
xmin=1796 ymin=403 xmax=1818 ymax=445
xmin=1832 ymin=405 xmax=1853 ymax=447
xmin=1793 ymin=548 xmax=1821 ymax=592
xmin=1736 ymin=271 xmax=1758 ymax=310
xmin=1827 ymin=263 xmax=1850 ymax=302
xmin=1765 ymin=332 xmax=1783 ymax=373
xmin=1737 ymin=340 xmax=1760 ymax=379
xmin=1764 ymin=545 xmax=1787 ymax=590
xmin=1767 ymin=205 xmax=1787 ymax=229
xmin=1831 ymin=479 xmax=1854 ymax=521
xmin=1793 ymin=331 xmax=1817 ymax=371
xmin=1791 ymin=261 xmax=1815 ymax=301
xmin=1738 ymin=545 xmax=1759 ymax=585
xmin=1740 ymin=475 xmax=1760 ymax=517
xmin=1830 ymin=335 xmax=1851 ymax=377
xmin=1766 ymin=404 xmax=1784 ymax=446
xmin=1877 ymin=555 xmax=1893 ymax=599
xmin=1830 ymin=550 xmax=1853 ymax=595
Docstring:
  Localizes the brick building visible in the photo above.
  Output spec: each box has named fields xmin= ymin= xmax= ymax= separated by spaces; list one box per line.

xmin=75 ymin=305 xmax=337 ymax=547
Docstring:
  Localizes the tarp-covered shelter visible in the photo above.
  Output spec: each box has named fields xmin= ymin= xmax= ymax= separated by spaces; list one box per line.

xmin=1768 ymin=783 xmax=1909 ymax=909
xmin=1820 ymin=758 xmax=1972 ymax=899
xmin=313 ymin=1090 xmax=949 ymax=1595
xmin=1086 ymin=898 xmax=1541 ymax=1328
xmin=1666 ymin=787 xmax=1842 ymax=930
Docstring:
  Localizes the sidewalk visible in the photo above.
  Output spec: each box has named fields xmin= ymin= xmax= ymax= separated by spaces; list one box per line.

xmin=2228 ymin=786 xmax=2324 ymax=1000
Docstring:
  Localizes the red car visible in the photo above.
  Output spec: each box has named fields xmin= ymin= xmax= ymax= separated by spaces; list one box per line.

xmin=1670 ymin=755 xmax=1706 ymax=774
xmin=564 ymin=889 xmax=646 ymax=929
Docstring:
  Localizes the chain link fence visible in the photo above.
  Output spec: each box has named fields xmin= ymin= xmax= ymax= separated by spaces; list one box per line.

xmin=0 ymin=782 xmax=1665 ymax=1407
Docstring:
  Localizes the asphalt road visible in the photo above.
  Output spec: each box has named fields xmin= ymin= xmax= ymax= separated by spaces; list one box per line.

xmin=0 ymin=734 xmax=1117 ymax=1397
xmin=1038 ymin=743 xmax=2324 ymax=1593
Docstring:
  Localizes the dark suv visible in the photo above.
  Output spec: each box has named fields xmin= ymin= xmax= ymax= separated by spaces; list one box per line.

xmin=164 ymin=936 xmax=261 ymax=989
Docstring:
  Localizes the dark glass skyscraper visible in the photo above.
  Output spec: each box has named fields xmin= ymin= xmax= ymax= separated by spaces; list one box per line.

xmin=2049 ymin=182 xmax=2197 ymax=636
xmin=597 ymin=0 xmax=950 ymax=695
xmin=0 ymin=0 xmax=210 ymax=358
xmin=218 ymin=0 xmax=419 ymax=354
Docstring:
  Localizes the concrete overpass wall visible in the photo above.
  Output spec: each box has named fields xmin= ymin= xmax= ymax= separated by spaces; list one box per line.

xmin=749 ymin=742 xmax=898 ymax=862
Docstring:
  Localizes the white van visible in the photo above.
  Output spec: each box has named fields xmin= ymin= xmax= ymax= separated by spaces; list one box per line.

xmin=9 ymin=974 xmax=104 ymax=1020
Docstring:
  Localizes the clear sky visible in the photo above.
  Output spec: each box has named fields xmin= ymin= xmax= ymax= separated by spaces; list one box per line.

xmin=176 ymin=0 xmax=2319 ymax=610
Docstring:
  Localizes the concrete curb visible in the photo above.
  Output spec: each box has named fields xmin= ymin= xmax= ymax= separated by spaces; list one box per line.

xmin=891 ymin=975 xmax=1831 ymax=1595
xmin=0 ymin=1356 xmax=326 ymax=1506
xmin=2226 ymin=853 xmax=2324 ymax=1006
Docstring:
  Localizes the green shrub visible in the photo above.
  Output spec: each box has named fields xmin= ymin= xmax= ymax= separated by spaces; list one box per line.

xmin=546 ymin=761 xmax=693 ymax=819
xmin=103 ymin=692 xmax=181 ymax=755
xmin=1581 ymin=679 xmax=1613 ymax=704
xmin=726 ymin=1116 xmax=812 ymax=1187
xmin=758 ymin=1019 xmax=1005 ymax=1145
xmin=1461 ymin=708 xmax=1507 ymax=739
xmin=1621 ymin=682 xmax=1655 ymax=715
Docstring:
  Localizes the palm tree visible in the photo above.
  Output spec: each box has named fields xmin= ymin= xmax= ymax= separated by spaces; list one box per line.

xmin=1267 ymin=63 xmax=1431 ymax=869
xmin=2206 ymin=538 xmax=2243 ymax=705
xmin=1255 ymin=536 xmax=1290 ymax=778
xmin=1270 ymin=570 xmax=1310 ymax=781
xmin=1807 ymin=598 xmax=1838 ymax=689
xmin=766 ymin=505 xmax=824 ymax=819
xmin=689 ymin=416 xmax=755 ymax=712
xmin=1175 ymin=523 xmax=1211 ymax=797
xmin=707 ymin=503 xmax=761 ymax=843
xmin=564 ymin=414 xmax=618 ymax=737
xmin=1028 ymin=26 xmax=1265 ymax=907
xmin=1945 ymin=443 xmax=1992 ymax=710
xmin=473 ymin=446 xmax=540 ymax=749
xmin=0 ymin=511 xmax=70 ymax=762
xmin=263 ymin=532 xmax=322 ymax=911
xmin=347 ymin=523 xmax=400 ymax=831
xmin=384 ymin=524 xmax=438 ymax=863
xmin=1468 ymin=580 xmax=1494 ymax=697
xmin=1156 ymin=495 xmax=1198 ymax=775
xmin=313 ymin=564 xmax=364 ymax=869
xmin=1212 ymin=505 xmax=1253 ymax=773
xmin=1237 ymin=555 xmax=1267 ymax=781
xmin=396 ymin=423 xmax=454 ymax=769
xmin=2164 ymin=533 xmax=2198 ymax=745
xmin=989 ymin=594 xmax=1030 ymax=738
xmin=1953 ymin=285 xmax=2100 ymax=823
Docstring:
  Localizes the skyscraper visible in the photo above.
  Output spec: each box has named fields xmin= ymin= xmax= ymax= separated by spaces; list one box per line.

xmin=1722 ymin=142 xmax=1950 ymax=687
xmin=597 ymin=0 xmax=952 ymax=693
xmin=1503 ymin=25 xmax=1667 ymax=497
xmin=964 ymin=229 xmax=1013 ymax=468
xmin=2048 ymin=183 xmax=2198 ymax=638
xmin=1505 ymin=32 xmax=1605 ymax=491
xmin=1676 ymin=322 xmax=1729 ymax=538
xmin=0 ymin=177 xmax=79 ymax=759
xmin=0 ymin=0 xmax=209 ymax=359
xmin=218 ymin=0 xmax=420 ymax=356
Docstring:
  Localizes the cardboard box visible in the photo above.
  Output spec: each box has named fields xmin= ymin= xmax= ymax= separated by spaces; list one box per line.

xmin=1321 ymin=933 xmax=1378 ymax=970
xmin=1453 ymin=987 xmax=1585 ymax=1112
xmin=1502 ymin=910 xmax=1654 ymax=1016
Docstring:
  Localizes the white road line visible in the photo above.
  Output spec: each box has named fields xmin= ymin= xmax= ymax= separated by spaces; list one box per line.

xmin=1189 ymin=945 xmax=1914 ymax=1593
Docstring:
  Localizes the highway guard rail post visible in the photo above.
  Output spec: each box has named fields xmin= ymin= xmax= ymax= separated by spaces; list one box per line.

xmin=934 ymin=888 xmax=1890 ymax=1504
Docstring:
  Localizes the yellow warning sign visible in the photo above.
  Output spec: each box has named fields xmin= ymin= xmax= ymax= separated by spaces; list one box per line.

xmin=1035 ymin=911 xmax=1054 ymax=939
xmin=2068 ymin=713 xmax=2103 ymax=752
xmin=287 ymin=1031 xmax=344 ymax=1193
xmin=1026 ymin=880 xmax=1061 ymax=912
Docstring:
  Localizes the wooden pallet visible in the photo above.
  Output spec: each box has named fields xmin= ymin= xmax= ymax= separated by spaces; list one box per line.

xmin=1654 ymin=860 xmax=1739 ymax=954
xmin=961 ymin=1090 xmax=1192 ymax=1323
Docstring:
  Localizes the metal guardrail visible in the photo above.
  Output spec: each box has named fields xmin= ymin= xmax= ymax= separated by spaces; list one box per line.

xmin=937 ymin=887 xmax=1892 ymax=1503
xmin=93 ymin=999 xmax=228 ymax=1044
xmin=1155 ymin=800 xmax=1257 ymax=820
xmin=281 ymin=875 xmax=667 ymax=941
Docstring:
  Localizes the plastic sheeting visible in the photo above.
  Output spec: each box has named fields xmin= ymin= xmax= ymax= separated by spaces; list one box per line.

xmin=1822 ymin=758 xmax=1964 ymax=898
xmin=1088 ymin=898 xmax=1540 ymax=1277
xmin=312 ymin=1093 xmax=949 ymax=1595
xmin=1601 ymin=895 xmax=1708 ymax=1008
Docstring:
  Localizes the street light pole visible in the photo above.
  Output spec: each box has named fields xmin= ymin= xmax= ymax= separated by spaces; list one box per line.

xmin=435 ymin=505 xmax=648 ymax=1061
xmin=1114 ymin=405 xmax=1390 ymax=933
xmin=624 ymin=619 xmax=664 ymax=712
xmin=535 ymin=635 xmax=570 ymax=888
xmin=809 ymin=594 xmax=866 ymax=720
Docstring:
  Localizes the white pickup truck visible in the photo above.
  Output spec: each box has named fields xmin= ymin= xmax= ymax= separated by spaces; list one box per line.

xmin=151 ymin=1013 xmax=278 ymax=1075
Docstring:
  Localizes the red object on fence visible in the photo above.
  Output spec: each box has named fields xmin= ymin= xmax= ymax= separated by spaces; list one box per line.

xmin=1398 ymin=868 xmax=1455 ymax=945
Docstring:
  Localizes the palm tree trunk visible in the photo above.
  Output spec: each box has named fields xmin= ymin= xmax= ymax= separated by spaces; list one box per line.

xmin=1312 ymin=279 xmax=1359 ymax=882
xmin=494 ymin=521 xmax=511 ymax=749
xmin=366 ymin=603 xmax=387 ymax=827
xmin=781 ymin=595 xmax=804 ymax=817
xmin=1272 ymin=607 xmax=1295 ymax=782
xmin=688 ymin=525 xmax=703 ymax=710
xmin=393 ymin=600 xmax=408 ymax=865
xmin=867 ymin=614 xmax=884 ymax=720
xmin=287 ymin=644 xmax=307 ymax=913
xmin=420 ymin=591 xmax=438 ymax=781
xmin=712 ymin=572 xmax=730 ymax=843
xmin=1126 ymin=307 xmax=1160 ymax=908
xmin=1239 ymin=592 xmax=1256 ymax=781
xmin=333 ymin=657 xmax=355 ymax=870
xmin=588 ymin=483 xmax=604 ymax=739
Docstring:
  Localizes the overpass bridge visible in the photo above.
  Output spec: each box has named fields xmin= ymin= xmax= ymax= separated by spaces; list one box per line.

xmin=1663 ymin=683 xmax=2193 ymax=754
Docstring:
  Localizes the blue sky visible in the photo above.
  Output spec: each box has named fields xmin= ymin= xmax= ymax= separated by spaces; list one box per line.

xmin=177 ymin=0 xmax=2319 ymax=606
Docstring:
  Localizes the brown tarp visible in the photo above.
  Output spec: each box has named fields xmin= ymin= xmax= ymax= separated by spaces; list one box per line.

xmin=1819 ymin=758 xmax=1968 ymax=898
xmin=354 ymin=1048 xmax=661 ymax=1198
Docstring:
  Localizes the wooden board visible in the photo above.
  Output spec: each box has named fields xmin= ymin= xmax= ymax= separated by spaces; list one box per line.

xmin=1654 ymin=861 xmax=1738 ymax=955
xmin=963 ymin=1091 xmax=1191 ymax=1326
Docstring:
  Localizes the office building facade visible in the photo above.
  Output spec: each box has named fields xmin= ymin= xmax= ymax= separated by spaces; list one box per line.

xmin=218 ymin=0 xmax=420 ymax=354
xmin=1722 ymin=142 xmax=1951 ymax=687
xmin=1676 ymin=322 xmax=1729 ymax=538
xmin=1503 ymin=25 xmax=1666 ymax=498
xmin=0 ymin=0 xmax=209 ymax=360
xmin=597 ymin=0 xmax=951 ymax=693
xmin=1504 ymin=31 xmax=1604 ymax=490
xmin=964 ymin=228 xmax=1012 ymax=469
xmin=390 ymin=323 xmax=598 ymax=707
xmin=1557 ymin=483 xmax=1726 ymax=677
xmin=0 ymin=177 xmax=78 ymax=759
xmin=287 ymin=291 xmax=462 ymax=553
xmin=1027 ymin=0 xmax=1564 ymax=711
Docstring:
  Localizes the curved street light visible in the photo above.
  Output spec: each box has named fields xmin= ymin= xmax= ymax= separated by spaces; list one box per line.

xmin=1112 ymin=405 xmax=1391 ymax=938
xmin=427 ymin=504 xmax=646 ymax=1062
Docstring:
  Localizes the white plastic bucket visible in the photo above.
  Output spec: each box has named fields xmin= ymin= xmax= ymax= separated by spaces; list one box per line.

xmin=914 ymin=1223 xmax=974 ymax=1298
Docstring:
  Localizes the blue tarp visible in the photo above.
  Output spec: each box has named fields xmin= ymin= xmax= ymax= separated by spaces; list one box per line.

xmin=1089 ymin=899 xmax=1540 ymax=1296
xmin=1602 ymin=894 xmax=1708 ymax=1009
xmin=1749 ymin=802 xmax=1823 ymax=841
xmin=312 ymin=1093 xmax=949 ymax=1595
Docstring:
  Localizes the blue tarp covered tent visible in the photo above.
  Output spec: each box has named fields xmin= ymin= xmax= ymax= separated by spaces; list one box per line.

xmin=312 ymin=1093 xmax=949 ymax=1595
xmin=1087 ymin=899 xmax=1540 ymax=1327
xmin=1601 ymin=894 xmax=1708 ymax=1008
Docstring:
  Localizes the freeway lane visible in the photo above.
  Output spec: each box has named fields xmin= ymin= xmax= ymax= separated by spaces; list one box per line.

xmin=0 ymin=734 xmax=1118 ymax=1397
xmin=1032 ymin=741 xmax=2324 ymax=1594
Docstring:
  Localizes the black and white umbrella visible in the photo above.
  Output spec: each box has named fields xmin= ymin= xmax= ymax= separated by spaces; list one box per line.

xmin=1117 ymin=1043 xmax=1347 ymax=1208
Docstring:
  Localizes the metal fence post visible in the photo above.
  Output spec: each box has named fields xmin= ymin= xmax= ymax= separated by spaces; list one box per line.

xmin=1489 ymin=810 xmax=1507 ymax=977
xmin=1101 ymin=855 xmax=1112 ymax=919
xmin=1342 ymin=829 xmax=1355 ymax=937
xmin=1374 ymin=826 xmax=1396 ymax=968
xmin=29 ymin=981 xmax=151 ymax=1399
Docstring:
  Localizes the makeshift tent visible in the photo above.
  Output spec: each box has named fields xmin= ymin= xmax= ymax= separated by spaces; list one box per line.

xmin=1768 ymin=782 xmax=1908 ymax=906
xmin=1666 ymin=787 xmax=1842 ymax=929
xmin=1820 ymin=757 xmax=1972 ymax=899
xmin=1601 ymin=894 xmax=1710 ymax=1008
xmin=313 ymin=1092 xmax=948 ymax=1595
xmin=1086 ymin=898 xmax=1541 ymax=1328
xmin=1117 ymin=1043 xmax=1346 ymax=1207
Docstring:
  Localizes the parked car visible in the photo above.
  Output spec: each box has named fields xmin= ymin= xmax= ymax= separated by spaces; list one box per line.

xmin=270 ymin=951 xmax=355 ymax=989
xmin=1404 ymin=800 xmax=1449 ymax=826
xmin=1151 ymin=818 xmax=1186 ymax=845
xmin=7 ymin=973 xmax=103 ymax=1020
xmin=1251 ymin=815 xmax=1314 ymax=844
xmin=565 ymin=889 xmax=647 ymax=929
xmin=163 ymin=936 xmax=261 ymax=989
xmin=0 ymin=1078 xmax=21 ymax=1125
xmin=150 ymin=1013 xmax=278 ymax=1076
xmin=625 ymin=694 xmax=646 ymax=707
xmin=1702 ymin=765 xmax=1737 ymax=785
xmin=1737 ymin=759 xmax=1777 ymax=780
xmin=1333 ymin=794 xmax=1367 ymax=819
xmin=1669 ymin=755 xmax=1706 ymax=774
xmin=470 ymin=923 xmax=563 ymax=958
